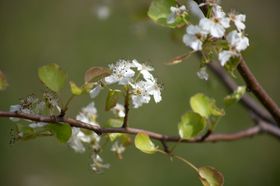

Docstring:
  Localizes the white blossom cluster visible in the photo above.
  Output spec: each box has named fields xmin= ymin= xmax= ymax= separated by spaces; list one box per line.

xmin=67 ymin=102 xmax=109 ymax=173
xmin=90 ymin=59 xmax=162 ymax=108
xmin=167 ymin=5 xmax=187 ymax=24
xmin=182 ymin=1 xmax=249 ymax=66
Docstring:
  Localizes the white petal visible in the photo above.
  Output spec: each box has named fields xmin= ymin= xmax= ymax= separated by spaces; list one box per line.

xmin=90 ymin=85 xmax=102 ymax=98
xmin=188 ymin=0 xmax=205 ymax=19
xmin=104 ymin=75 xmax=118 ymax=84
xmin=219 ymin=50 xmax=236 ymax=66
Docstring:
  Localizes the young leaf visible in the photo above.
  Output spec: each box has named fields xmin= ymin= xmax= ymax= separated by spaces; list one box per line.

xmin=108 ymin=118 xmax=123 ymax=128
xmin=224 ymin=86 xmax=246 ymax=106
xmin=178 ymin=112 xmax=206 ymax=139
xmin=135 ymin=133 xmax=158 ymax=154
xmin=69 ymin=81 xmax=83 ymax=96
xmin=38 ymin=64 xmax=67 ymax=92
xmin=105 ymin=89 xmax=121 ymax=111
xmin=198 ymin=166 xmax=224 ymax=186
xmin=0 ymin=70 xmax=8 ymax=90
xmin=190 ymin=93 xmax=224 ymax=118
xmin=84 ymin=67 xmax=111 ymax=83
xmin=47 ymin=123 xmax=72 ymax=143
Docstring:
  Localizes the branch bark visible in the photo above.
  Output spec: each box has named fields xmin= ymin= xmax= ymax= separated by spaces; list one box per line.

xmin=1 ymin=111 xmax=279 ymax=143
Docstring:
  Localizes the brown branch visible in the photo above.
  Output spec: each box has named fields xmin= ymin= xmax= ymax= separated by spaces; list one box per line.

xmin=1 ymin=111 xmax=279 ymax=143
xmin=122 ymin=88 xmax=130 ymax=128
xmin=237 ymin=57 xmax=280 ymax=124
xmin=208 ymin=62 xmax=275 ymax=124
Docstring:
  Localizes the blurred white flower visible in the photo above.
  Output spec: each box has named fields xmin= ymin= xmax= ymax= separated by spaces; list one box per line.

xmin=29 ymin=122 xmax=48 ymax=128
xmin=183 ymin=24 xmax=208 ymax=51
xmin=111 ymin=103 xmax=125 ymax=118
xmin=197 ymin=67 xmax=209 ymax=80
xmin=91 ymin=153 xmax=110 ymax=174
xmin=199 ymin=5 xmax=230 ymax=38
xmin=229 ymin=11 xmax=246 ymax=31
xmin=167 ymin=5 xmax=187 ymax=24
xmin=130 ymin=81 xmax=151 ymax=108
xmin=95 ymin=5 xmax=110 ymax=20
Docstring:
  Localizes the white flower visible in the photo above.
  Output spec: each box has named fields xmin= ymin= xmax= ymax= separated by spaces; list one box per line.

xmin=91 ymin=153 xmax=110 ymax=174
xmin=218 ymin=30 xmax=249 ymax=66
xmin=132 ymin=59 xmax=154 ymax=81
xmin=104 ymin=60 xmax=135 ymax=85
xmin=226 ymin=30 xmax=249 ymax=52
xmin=89 ymin=84 xmax=103 ymax=98
xmin=229 ymin=11 xmax=246 ymax=31
xmin=111 ymin=103 xmax=125 ymax=118
xmin=130 ymin=81 xmax=151 ymax=108
xmin=197 ymin=67 xmax=209 ymax=80
xmin=218 ymin=50 xmax=238 ymax=66
xmin=146 ymin=78 xmax=162 ymax=103
xmin=111 ymin=141 xmax=125 ymax=154
xmin=188 ymin=0 xmax=205 ymax=19
xmin=167 ymin=5 xmax=187 ymax=24
xmin=76 ymin=102 xmax=99 ymax=126
xmin=68 ymin=127 xmax=86 ymax=153
xmin=183 ymin=24 xmax=208 ymax=51
xmin=199 ymin=5 xmax=230 ymax=38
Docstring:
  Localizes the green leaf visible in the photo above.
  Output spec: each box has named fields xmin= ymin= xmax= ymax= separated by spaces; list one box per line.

xmin=190 ymin=93 xmax=224 ymax=118
xmin=38 ymin=64 xmax=67 ymax=92
xmin=105 ymin=89 xmax=121 ymax=111
xmin=178 ymin=112 xmax=206 ymax=139
xmin=135 ymin=133 xmax=158 ymax=154
xmin=69 ymin=81 xmax=83 ymax=95
xmin=148 ymin=0 xmax=188 ymax=28
xmin=47 ymin=123 xmax=72 ymax=143
xmin=0 ymin=70 xmax=8 ymax=90
xmin=108 ymin=118 xmax=123 ymax=128
xmin=84 ymin=66 xmax=111 ymax=83
xmin=224 ymin=57 xmax=240 ymax=78
xmin=224 ymin=86 xmax=246 ymax=106
xmin=198 ymin=166 xmax=224 ymax=186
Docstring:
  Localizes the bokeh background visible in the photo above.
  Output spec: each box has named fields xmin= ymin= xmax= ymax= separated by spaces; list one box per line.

xmin=0 ymin=0 xmax=280 ymax=185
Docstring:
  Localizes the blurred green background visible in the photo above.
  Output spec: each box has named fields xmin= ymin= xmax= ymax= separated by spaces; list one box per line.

xmin=0 ymin=0 xmax=280 ymax=185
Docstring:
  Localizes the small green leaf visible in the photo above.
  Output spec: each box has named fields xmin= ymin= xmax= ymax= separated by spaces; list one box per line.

xmin=38 ymin=64 xmax=67 ymax=92
xmin=47 ymin=123 xmax=72 ymax=143
xmin=148 ymin=0 xmax=187 ymax=28
xmin=224 ymin=57 xmax=240 ymax=78
xmin=69 ymin=81 xmax=83 ymax=95
xmin=0 ymin=70 xmax=8 ymax=90
xmin=190 ymin=93 xmax=224 ymax=118
xmin=198 ymin=166 xmax=224 ymax=186
xmin=84 ymin=67 xmax=111 ymax=83
xmin=105 ymin=89 xmax=121 ymax=111
xmin=108 ymin=118 xmax=123 ymax=128
xmin=135 ymin=133 xmax=158 ymax=154
xmin=178 ymin=112 xmax=206 ymax=139
xmin=224 ymin=86 xmax=246 ymax=106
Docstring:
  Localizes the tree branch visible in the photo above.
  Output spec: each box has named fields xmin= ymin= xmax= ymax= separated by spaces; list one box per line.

xmin=237 ymin=57 xmax=280 ymax=124
xmin=208 ymin=62 xmax=275 ymax=124
xmin=1 ymin=111 xmax=279 ymax=143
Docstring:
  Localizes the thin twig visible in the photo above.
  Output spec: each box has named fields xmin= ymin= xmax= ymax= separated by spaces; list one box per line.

xmin=122 ymin=88 xmax=130 ymax=128
xmin=1 ymin=111 xmax=279 ymax=143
